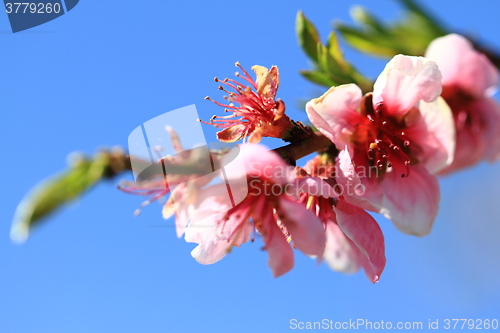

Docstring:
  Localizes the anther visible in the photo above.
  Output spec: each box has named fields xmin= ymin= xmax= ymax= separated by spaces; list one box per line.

xmin=214 ymin=77 xmax=219 ymax=82
xmin=235 ymin=61 xmax=240 ymax=67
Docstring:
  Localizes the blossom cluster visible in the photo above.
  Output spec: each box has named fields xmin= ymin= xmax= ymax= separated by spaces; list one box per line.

xmin=124 ymin=34 xmax=500 ymax=281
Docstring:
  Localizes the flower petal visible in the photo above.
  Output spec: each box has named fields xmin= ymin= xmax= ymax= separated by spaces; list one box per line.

xmin=306 ymin=84 xmax=363 ymax=147
xmin=335 ymin=150 xmax=381 ymax=212
xmin=323 ymin=219 xmax=362 ymax=274
xmin=380 ymin=164 xmax=440 ymax=236
xmin=425 ymin=34 xmax=498 ymax=98
xmin=278 ymin=197 xmax=326 ymax=259
xmin=479 ymin=98 xmax=500 ymax=162
xmin=260 ymin=213 xmax=294 ymax=278
xmin=439 ymin=97 xmax=500 ymax=174
xmin=185 ymin=202 xmax=252 ymax=264
xmin=216 ymin=124 xmax=249 ymax=143
xmin=252 ymin=65 xmax=279 ymax=98
xmin=222 ymin=144 xmax=293 ymax=185
xmin=337 ymin=148 xmax=361 ymax=189
xmin=183 ymin=184 xmax=252 ymax=264
xmin=163 ymin=185 xmax=191 ymax=238
xmin=404 ymin=97 xmax=455 ymax=174
xmin=373 ymin=55 xmax=442 ymax=116
xmin=187 ymin=213 xmax=232 ymax=265
xmin=335 ymin=199 xmax=386 ymax=282
xmin=248 ymin=127 xmax=262 ymax=143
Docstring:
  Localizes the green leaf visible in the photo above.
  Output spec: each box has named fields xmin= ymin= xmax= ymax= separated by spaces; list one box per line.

xmin=318 ymin=43 xmax=354 ymax=82
xmin=326 ymin=31 xmax=346 ymax=68
xmin=333 ymin=1 xmax=449 ymax=59
xmin=396 ymin=0 xmax=447 ymax=36
xmin=335 ymin=24 xmax=403 ymax=58
xmin=296 ymin=11 xmax=321 ymax=62
xmin=297 ymin=14 xmax=374 ymax=92
xmin=350 ymin=5 xmax=387 ymax=34
xmin=300 ymin=70 xmax=334 ymax=87
xmin=10 ymin=151 xmax=117 ymax=243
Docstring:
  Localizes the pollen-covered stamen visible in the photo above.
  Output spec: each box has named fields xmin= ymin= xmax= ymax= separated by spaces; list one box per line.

xmin=218 ymin=194 xmax=259 ymax=249
xmin=118 ymin=181 xmax=171 ymax=216
xmin=203 ymin=63 xmax=280 ymax=130
xmin=298 ymin=193 xmax=335 ymax=226
xmin=235 ymin=61 xmax=258 ymax=89
xmin=299 ymin=158 xmax=338 ymax=226
xmin=204 ymin=96 xmax=238 ymax=111
xmin=362 ymin=94 xmax=412 ymax=178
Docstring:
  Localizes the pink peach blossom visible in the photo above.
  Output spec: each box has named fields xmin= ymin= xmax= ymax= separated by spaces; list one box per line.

xmin=306 ymin=55 xmax=455 ymax=236
xmin=425 ymin=34 xmax=500 ymax=174
xmin=182 ymin=144 xmax=330 ymax=277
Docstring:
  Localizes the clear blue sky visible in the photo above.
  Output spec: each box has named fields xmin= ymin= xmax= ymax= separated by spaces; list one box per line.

xmin=1 ymin=1 xmax=499 ymax=332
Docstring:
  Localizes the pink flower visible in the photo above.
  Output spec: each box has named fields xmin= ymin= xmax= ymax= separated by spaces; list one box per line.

xmin=306 ymin=55 xmax=455 ymax=236
xmin=202 ymin=63 xmax=292 ymax=143
xmin=425 ymin=34 xmax=500 ymax=174
xmin=120 ymin=127 xmax=217 ymax=221
xmin=299 ymin=153 xmax=386 ymax=283
xmin=182 ymin=144 xmax=329 ymax=277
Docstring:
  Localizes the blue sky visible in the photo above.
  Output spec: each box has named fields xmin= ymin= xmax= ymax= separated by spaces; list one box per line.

xmin=1 ymin=1 xmax=499 ymax=332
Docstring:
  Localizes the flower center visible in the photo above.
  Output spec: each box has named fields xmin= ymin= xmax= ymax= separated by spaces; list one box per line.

xmin=442 ymin=86 xmax=483 ymax=135
xmin=221 ymin=177 xmax=284 ymax=244
xmin=360 ymin=94 xmax=412 ymax=178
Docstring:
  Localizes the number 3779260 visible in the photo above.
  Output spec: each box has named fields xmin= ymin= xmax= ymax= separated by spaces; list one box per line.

xmin=5 ymin=3 xmax=61 ymax=14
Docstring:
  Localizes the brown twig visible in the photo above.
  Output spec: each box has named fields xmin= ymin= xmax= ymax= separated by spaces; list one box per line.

xmin=118 ymin=130 xmax=334 ymax=175
xmin=273 ymin=131 xmax=334 ymax=166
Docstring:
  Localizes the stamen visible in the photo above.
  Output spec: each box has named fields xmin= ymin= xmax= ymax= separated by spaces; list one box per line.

xmin=202 ymin=62 xmax=279 ymax=132
xmin=362 ymin=96 xmax=414 ymax=176
xmin=132 ymin=188 xmax=170 ymax=216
